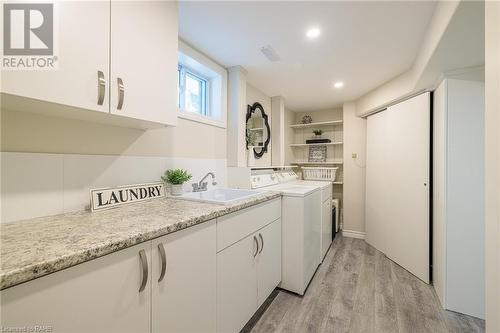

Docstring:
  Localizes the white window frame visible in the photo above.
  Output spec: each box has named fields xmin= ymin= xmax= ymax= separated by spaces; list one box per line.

xmin=178 ymin=40 xmax=227 ymax=128
xmin=178 ymin=64 xmax=209 ymax=116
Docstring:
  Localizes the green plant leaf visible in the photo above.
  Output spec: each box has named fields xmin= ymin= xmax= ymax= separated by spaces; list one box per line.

xmin=161 ymin=168 xmax=192 ymax=185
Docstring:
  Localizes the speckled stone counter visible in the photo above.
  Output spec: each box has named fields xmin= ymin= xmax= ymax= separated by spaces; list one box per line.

xmin=0 ymin=191 xmax=281 ymax=290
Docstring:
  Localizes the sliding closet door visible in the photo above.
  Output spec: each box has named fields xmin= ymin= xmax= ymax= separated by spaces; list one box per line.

xmin=366 ymin=92 xmax=430 ymax=283
xmin=365 ymin=111 xmax=391 ymax=255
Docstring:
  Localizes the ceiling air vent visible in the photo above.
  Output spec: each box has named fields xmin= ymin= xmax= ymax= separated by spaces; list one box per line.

xmin=260 ymin=45 xmax=281 ymax=62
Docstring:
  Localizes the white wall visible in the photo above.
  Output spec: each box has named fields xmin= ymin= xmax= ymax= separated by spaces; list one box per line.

xmin=284 ymin=108 xmax=295 ymax=165
xmin=1 ymin=55 xmax=228 ymax=223
xmin=485 ymin=1 xmax=500 ymax=331
xmin=446 ymin=78 xmax=485 ymax=318
xmin=271 ymin=96 xmax=285 ymax=166
xmin=432 ymin=79 xmax=447 ymax=307
xmin=433 ymin=76 xmax=487 ymax=317
xmin=0 ymin=111 xmax=227 ymax=223
xmin=342 ymin=103 xmax=366 ymax=234
xmin=355 ymin=1 xmax=486 ymax=117
xmin=1 ymin=109 xmax=227 ymax=160
xmin=1 ymin=152 xmax=226 ymax=223
xmin=227 ymin=66 xmax=248 ymax=167
xmin=432 ymin=78 xmax=485 ymax=318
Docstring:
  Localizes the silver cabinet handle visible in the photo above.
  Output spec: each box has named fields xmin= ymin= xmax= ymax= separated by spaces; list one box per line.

xmin=258 ymin=233 xmax=264 ymax=254
xmin=138 ymin=249 xmax=148 ymax=293
xmin=97 ymin=70 xmax=105 ymax=105
xmin=117 ymin=77 xmax=124 ymax=110
xmin=157 ymin=243 xmax=166 ymax=283
xmin=253 ymin=235 xmax=259 ymax=257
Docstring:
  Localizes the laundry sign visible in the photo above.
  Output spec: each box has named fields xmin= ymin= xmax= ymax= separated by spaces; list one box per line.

xmin=90 ymin=182 xmax=165 ymax=212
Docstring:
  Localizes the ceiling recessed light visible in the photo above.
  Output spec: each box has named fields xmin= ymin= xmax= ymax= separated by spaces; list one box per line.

xmin=334 ymin=81 xmax=344 ymax=89
xmin=306 ymin=27 xmax=321 ymax=39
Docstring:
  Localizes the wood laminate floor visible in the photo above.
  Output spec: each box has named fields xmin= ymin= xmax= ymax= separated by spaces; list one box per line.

xmin=248 ymin=235 xmax=485 ymax=333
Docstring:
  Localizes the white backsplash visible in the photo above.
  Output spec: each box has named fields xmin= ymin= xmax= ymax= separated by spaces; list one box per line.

xmin=1 ymin=152 xmax=227 ymax=223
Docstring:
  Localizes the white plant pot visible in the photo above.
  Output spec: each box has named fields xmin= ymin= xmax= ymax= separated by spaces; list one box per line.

xmin=170 ymin=184 xmax=184 ymax=196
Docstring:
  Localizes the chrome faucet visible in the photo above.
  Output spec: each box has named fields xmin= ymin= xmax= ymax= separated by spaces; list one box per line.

xmin=192 ymin=172 xmax=217 ymax=192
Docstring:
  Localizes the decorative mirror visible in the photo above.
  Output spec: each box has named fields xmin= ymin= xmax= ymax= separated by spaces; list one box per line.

xmin=246 ymin=102 xmax=271 ymax=159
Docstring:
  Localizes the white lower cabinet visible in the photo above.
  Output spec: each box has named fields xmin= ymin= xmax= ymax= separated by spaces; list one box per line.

xmin=0 ymin=221 xmax=217 ymax=333
xmin=256 ymin=220 xmax=282 ymax=306
xmin=0 ymin=199 xmax=282 ymax=333
xmin=152 ymin=220 xmax=216 ymax=333
xmin=217 ymin=218 xmax=282 ymax=333
xmin=217 ymin=231 xmax=258 ymax=333
xmin=1 ymin=242 xmax=152 ymax=333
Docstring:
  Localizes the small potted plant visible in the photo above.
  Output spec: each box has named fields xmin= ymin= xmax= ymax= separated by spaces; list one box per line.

xmin=161 ymin=169 xmax=192 ymax=196
xmin=313 ymin=129 xmax=323 ymax=138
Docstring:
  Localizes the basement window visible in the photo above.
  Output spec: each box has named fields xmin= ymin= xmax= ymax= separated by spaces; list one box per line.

xmin=177 ymin=41 xmax=227 ymax=128
xmin=178 ymin=65 xmax=208 ymax=116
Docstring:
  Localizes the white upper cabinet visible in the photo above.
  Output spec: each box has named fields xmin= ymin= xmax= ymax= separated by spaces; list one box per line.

xmin=1 ymin=1 xmax=178 ymax=128
xmin=1 ymin=1 xmax=110 ymax=113
xmin=110 ymin=1 xmax=178 ymax=126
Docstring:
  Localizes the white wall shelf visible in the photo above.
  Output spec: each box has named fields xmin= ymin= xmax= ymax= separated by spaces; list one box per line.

xmin=250 ymin=166 xmax=294 ymax=170
xmin=290 ymin=142 xmax=343 ymax=147
xmin=290 ymin=120 xmax=343 ymax=129
xmin=291 ymin=160 xmax=343 ymax=165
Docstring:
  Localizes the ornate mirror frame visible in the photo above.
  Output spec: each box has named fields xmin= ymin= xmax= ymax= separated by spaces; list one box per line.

xmin=245 ymin=102 xmax=271 ymax=159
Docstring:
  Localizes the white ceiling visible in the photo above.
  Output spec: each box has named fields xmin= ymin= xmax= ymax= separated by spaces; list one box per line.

xmin=179 ymin=1 xmax=437 ymax=112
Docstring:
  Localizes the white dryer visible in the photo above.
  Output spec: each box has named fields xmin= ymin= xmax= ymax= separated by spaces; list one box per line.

xmin=251 ymin=173 xmax=321 ymax=295
xmin=276 ymin=172 xmax=333 ymax=262
xmin=297 ymin=180 xmax=333 ymax=261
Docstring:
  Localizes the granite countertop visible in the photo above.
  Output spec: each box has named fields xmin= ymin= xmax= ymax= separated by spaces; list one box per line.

xmin=0 ymin=191 xmax=281 ymax=290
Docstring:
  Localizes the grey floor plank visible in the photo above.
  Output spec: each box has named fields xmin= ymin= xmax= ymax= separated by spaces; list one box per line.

xmin=322 ymin=238 xmax=363 ymax=333
xmin=248 ymin=291 xmax=296 ymax=333
xmin=348 ymin=241 xmax=376 ymax=333
xmin=295 ymin=236 xmax=351 ymax=333
xmin=374 ymin=250 xmax=399 ymax=333
xmin=442 ymin=310 xmax=485 ymax=333
xmin=249 ymin=235 xmax=485 ymax=333
xmin=391 ymin=261 xmax=432 ymax=333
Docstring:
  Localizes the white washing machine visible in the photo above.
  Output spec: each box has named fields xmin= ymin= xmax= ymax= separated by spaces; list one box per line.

xmin=251 ymin=172 xmax=321 ymax=295
xmin=300 ymin=180 xmax=333 ymax=261
xmin=275 ymin=172 xmax=333 ymax=262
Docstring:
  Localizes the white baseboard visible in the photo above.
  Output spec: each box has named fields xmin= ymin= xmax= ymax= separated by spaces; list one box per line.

xmin=342 ymin=229 xmax=366 ymax=239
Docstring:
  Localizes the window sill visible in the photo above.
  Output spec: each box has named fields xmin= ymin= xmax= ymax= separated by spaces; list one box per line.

xmin=178 ymin=110 xmax=226 ymax=129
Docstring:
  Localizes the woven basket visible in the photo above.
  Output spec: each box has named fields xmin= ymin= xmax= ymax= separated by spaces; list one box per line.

xmin=302 ymin=167 xmax=338 ymax=181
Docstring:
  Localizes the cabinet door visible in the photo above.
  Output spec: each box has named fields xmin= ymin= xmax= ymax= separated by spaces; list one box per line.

xmin=256 ymin=219 xmax=282 ymax=306
xmin=1 ymin=242 xmax=151 ymax=332
xmin=109 ymin=1 xmax=178 ymax=125
xmin=1 ymin=1 xmax=110 ymax=113
xmin=151 ymin=220 xmax=216 ymax=333
xmin=321 ymin=199 xmax=332 ymax=261
xmin=217 ymin=234 xmax=258 ymax=333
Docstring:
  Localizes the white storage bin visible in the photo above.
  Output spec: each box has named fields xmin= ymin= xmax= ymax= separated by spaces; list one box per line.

xmin=302 ymin=167 xmax=338 ymax=181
